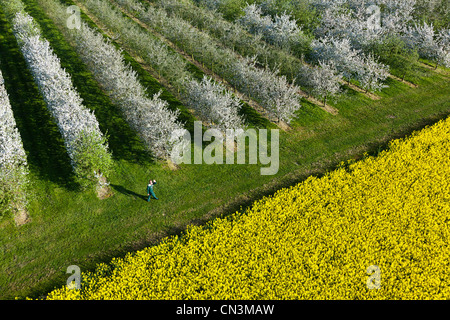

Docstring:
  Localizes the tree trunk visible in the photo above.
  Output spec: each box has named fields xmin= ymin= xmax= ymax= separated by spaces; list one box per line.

xmin=225 ymin=138 xmax=237 ymax=154
xmin=96 ymin=175 xmax=113 ymax=200
xmin=167 ymin=158 xmax=179 ymax=171
xmin=12 ymin=202 xmax=31 ymax=226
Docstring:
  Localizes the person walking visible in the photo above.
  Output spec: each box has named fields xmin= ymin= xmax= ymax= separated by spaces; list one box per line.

xmin=147 ymin=179 xmax=158 ymax=202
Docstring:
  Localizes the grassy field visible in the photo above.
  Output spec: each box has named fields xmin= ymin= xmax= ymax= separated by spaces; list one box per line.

xmin=0 ymin=0 xmax=449 ymax=299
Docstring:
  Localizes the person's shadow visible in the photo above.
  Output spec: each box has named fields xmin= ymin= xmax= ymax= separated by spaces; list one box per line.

xmin=110 ymin=184 xmax=148 ymax=201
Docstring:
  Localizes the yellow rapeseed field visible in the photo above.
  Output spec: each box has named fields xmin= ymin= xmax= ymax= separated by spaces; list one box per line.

xmin=47 ymin=117 xmax=450 ymax=299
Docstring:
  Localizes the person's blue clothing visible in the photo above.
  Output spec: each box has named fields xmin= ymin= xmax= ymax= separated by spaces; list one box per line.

xmin=147 ymin=181 xmax=158 ymax=201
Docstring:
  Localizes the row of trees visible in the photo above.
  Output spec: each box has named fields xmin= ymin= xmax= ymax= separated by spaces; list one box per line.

xmin=148 ymin=0 xmax=308 ymax=88
xmin=404 ymin=23 xmax=449 ymax=68
xmin=81 ymin=0 xmax=249 ymax=133
xmin=146 ymin=0 xmax=341 ymax=108
xmin=38 ymin=0 xmax=188 ymax=161
xmin=413 ymin=0 xmax=449 ymax=29
xmin=113 ymin=0 xmax=302 ymax=124
xmin=311 ymin=0 xmax=450 ymax=69
xmin=194 ymin=0 xmax=448 ymax=100
xmin=82 ymin=0 xmax=190 ymax=87
xmin=230 ymin=56 xmax=301 ymax=122
xmin=146 ymin=0 xmax=354 ymax=107
xmin=0 ymin=68 xmax=29 ymax=217
xmin=310 ymin=37 xmax=389 ymax=92
xmin=183 ymin=76 xmax=245 ymax=132
xmin=238 ymin=3 xmax=390 ymax=91
xmin=238 ymin=3 xmax=303 ymax=52
xmin=232 ymin=0 xmax=449 ymax=101
xmin=74 ymin=25 xmax=187 ymax=160
xmin=192 ymin=0 xmax=449 ymax=70
xmin=228 ymin=2 xmax=388 ymax=107
xmin=1 ymin=0 xmax=114 ymax=190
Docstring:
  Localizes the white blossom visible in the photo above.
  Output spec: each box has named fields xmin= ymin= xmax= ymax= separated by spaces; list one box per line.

xmin=436 ymin=28 xmax=450 ymax=67
xmin=70 ymin=20 xmax=186 ymax=159
xmin=229 ymin=56 xmax=301 ymax=123
xmin=357 ymin=53 xmax=390 ymax=92
xmin=83 ymin=0 xmax=190 ymax=86
xmin=404 ymin=22 xmax=449 ymax=67
xmin=114 ymin=0 xmax=302 ymax=123
xmin=311 ymin=37 xmax=362 ymax=80
xmin=314 ymin=4 xmax=382 ymax=48
xmin=238 ymin=3 xmax=302 ymax=51
xmin=379 ymin=0 xmax=416 ymax=34
xmin=183 ymin=76 xmax=245 ymax=132
xmin=404 ymin=22 xmax=438 ymax=59
xmin=311 ymin=36 xmax=389 ymax=91
xmin=0 ymin=68 xmax=29 ymax=210
xmin=12 ymin=11 xmax=112 ymax=181
xmin=313 ymin=0 xmax=416 ymax=49
xmin=309 ymin=60 xmax=342 ymax=107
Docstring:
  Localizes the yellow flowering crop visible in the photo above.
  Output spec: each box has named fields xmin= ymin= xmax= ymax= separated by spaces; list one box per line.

xmin=47 ymin=117 xmax=450 ymax=299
